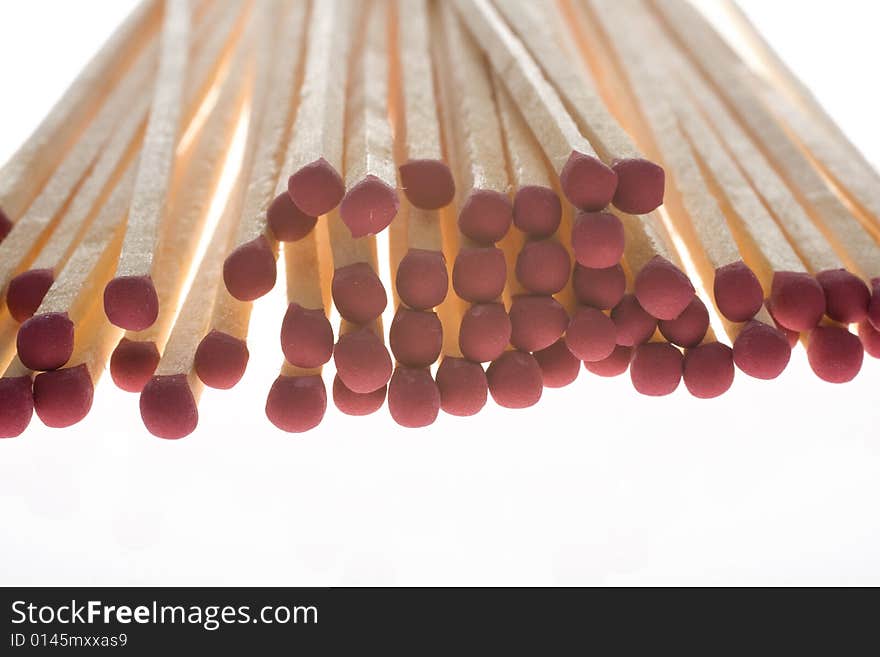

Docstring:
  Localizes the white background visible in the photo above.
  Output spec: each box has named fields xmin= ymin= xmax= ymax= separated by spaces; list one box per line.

xmin=1 ymin=1 xmax=879 ymax=586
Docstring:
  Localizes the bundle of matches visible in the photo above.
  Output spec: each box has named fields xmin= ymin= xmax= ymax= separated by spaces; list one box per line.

xmin=2 ymin=0 xmax=879 ymax=440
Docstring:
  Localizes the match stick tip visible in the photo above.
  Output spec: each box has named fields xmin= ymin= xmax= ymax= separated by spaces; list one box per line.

xmin=33 ymin=364 xmax=94 ymax=428
xmin=17 ymin=311 xmax=74 ymax=371
xmin=732 ymin=320 xmax=791 ymax=380
xmin=630 ymin=342 xmax=682 ymax=397
xmin=658 ymin=296 xmax=709 ymax=348
xmin=332 ymin=375 xmax=386 ymax=416
xmin=331 ymin=261 xmax=387 ymax=324
xmin=7 ymin=268 xmax=55 ymax=322
xmin=435 ymin=357 xmax=488 ymax=417
xmin=399 ymin=159 xmax=456 ymax=210
xmin=287 ymin=157 xmax=345 ymax=217
xmin=265 ymin=374 xmax=327 ymax=433
xmin=395 ymin=249 xmax=448 ymax=310
xmin=583 ymin=345 xmax=632 ymax=378
xmin=103 ymin=274 xmax=159 ymax=331
xmin=452 ymin=246 xmax=507 ymax=303
xmin=713 ymin=261 xmax=763 ymax=323
xmin=565 ymin=306 xmax=616 ymax=362
xmin=340 ymin=175 xmax=400 ymax=237
xmin=857 ymin=320 xmax=880 ymax=358
xmin=560 ymin=151 xmax=618 ymax=211
xmin=458 ymin=188 xmax=513 ymax=243
xmin=573 ymin=263 xmax=626 ymax=310
xmin=280 ymin=304 xmax=334 ymax=369
xmin=267 ymin=191 xmax=318 ymax=242
xmin=513 ymin=185 xmax=562 ymax=237
xmin=389 ymin=307 xmax=443 ymax=368
xmin=571 ymin=210 xmax=625 ymax=269
xmin=509 ymin=295 xmax=568 ymax=352
xmin=459 ymin=302 xmax=511 ymax=363
xmin=533 ymin=339 xmax=580 ymax=388
xmin=816 ymin=268 xmax=870 ymax=324
xmin=486 ymin=351 xmax=543 ymax=409
xmin=0 ymin=375 xmax=33 ymax=438
xmin=223 ymin=235 xmax=277 ymax=301
xmin=769 ymin=271 xmax=826 ymax=332
xmin=388 ymin=366 xmax=440 ymax=428
xmin=515 ymin=239 xmax=571 ymax=295
xmin=110 ymin=338 xmax=160 ymax=393
xmin=140 ymin=374 xmax=198 ymax=439
xmin=806 ymin=325 xmax=863 ymax=384
xmin=611 ymin=294 xmax=657 ymax=347
xmin=610 ymin=158 xmax=665 ymax=215
xmin=683 ymin=342 xmax=734 ymax=399
xmin=634 ymin=256 xmax=695 ymax=320
xmin=194 ymin=330 xmax=250 ymax=389
xmin=333 ymin=326 xmax=393 ymax=394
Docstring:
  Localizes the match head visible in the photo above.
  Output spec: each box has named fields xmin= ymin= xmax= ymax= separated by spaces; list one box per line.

xmin=732 ymin=320 xmax=791 ymax=380
xmin=280 ymin=303 xmax=334 ymax=369
xmin=110 ymin=338 xmax=160 ymax=393
xmin=610 ymin=157 xmax=665 ymax=215
xmin=806 ymin=325 xmax=863 ymax=384
xmin=658 ymin=296 xmax=709 ymax=348
xmin=332 ymin=375 xmax=386 ymax=416
xmin=565 ymin=306 xmax=616 ymax=362
xmin=388 ymin=366 xmax=441 ymax=428
xmin=395 ymin=249 xmax=448 ymax=310
xmin=103 ymin=274 xmax=159 ymax=331
xmin=331 ymin=261 xmax=387 ymax=324
xmin=869 ymin=278 xmax=880 ymax=331
xmin=0 ymin=206 xmax=11 ymax=241
xmin=573 ymin=263 xmax=626 ymax=310
xmin=682 ymin=342 xmax=734 ymax=399
xmin=267 ymin=191 xmax=318 ymax=242
xmin=0 ymin=375 xmax=33 ymax=438
xmin=583 ymin=345 xmax=632 ymax=378
xmin=513 ymin=185 xmax=562 ymax=238
xmin=515 ymin=239 xmax=571 ymax=295
xmin=559 ymin=150 xmax=618 ymax=211
xmin=533 ymin=339 xmax=580 ymax=388
xmin=571 ymin=210 xmax=625 ymax=269
xmin=634 ymin=256 xmax=695 ymax=320
xmin=333 ymin=327 xmax=393 ymax=394
xmin=7 ymin=268 xmax=54 ymax=322
xmin=16 ymin=311 xmax=74 ymax=371
xmin=33 ymin=364 xmax=94 ymax=428
xmin=389 ymin=306 xmax=443 ymax=368
xmin=816 ymin=268 xmax=870 ymax=324
xmin=435 ymin=356 xmax=488 ymax=416
xmin=459 ymin=302 xmax=511 ymax=363
xmin=340 ymin=174 xmax=400 ymax=237
xmin=857 ymin=319 xmax=880 ymax=358
xmin=509 ymin=295 xmax=568 ymax=352
xmin=713 ymin=261 xmax=763 ymax=322
xmin=140 ymin=374 xmax=198 ymax=439
xmin=769 ymin=271 xmax=826 ymax=331
xmin=630 ymin=342 xmax=682 ymax=397
xmin=287 ymin=157 xmax=345 ymax=217
xmin=194 ymin=330 xmax=250 ymax=389
xmin=223 ymin=235 xmax=277 ymax=301
xmin=611 ymin=294 xmax=657 ymax=347
xmin=458 ymin=188 xmax=513 ymax=244
xmin=265 ymin=374 xmax=327 ymax=433
xmin=398 ymin=158 xmax=455 ymax=210
xmin=486 ymin=350 xmax=543 ymax=409
xmin=452 ymin=246 xmax=507 ymax=303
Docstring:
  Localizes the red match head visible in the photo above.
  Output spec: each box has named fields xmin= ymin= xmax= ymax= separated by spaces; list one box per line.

xmin=333 ymin=327 xmax=393 ymax=394
xmin=331 ymin=262 xmax=387 ymax=324
xmin=194 ymin=330 xmax=250 ymax=389
xmin=533 ymin=339 xmax=580 ymax=388
xmin=713 ymin=261 xmax=763 ymax=322
xmin=7 ymin=268 xmax=54 ymax=322
xmin=509 ymin=295 xmax=568 ymax=352
xmin=611 ymin=294 xmax=657 ymax=347
xmin=515 ymin=239 xmax=571 ymax=295
xmin=388 ymin=366 xmax=440 ymax=428
xmin=732 ymin=320 xmax=791 ymax=380
xmin=459 ymin=302 xmax=511 ymax=363
xmin=452 ymin=246 xmax=506 ymax=303
xmin=33 ymin=364 xmax=94 ymax=428
xmin=583 ymin=344 xmax=632 ymax=378
xmin=457 ymin=188 xmax=512 ymax=243
xmin=266 ymin=374 xmax=327 ymax=433
xmin=658 ymin=296 xmax=709 ymax=348
xmin=571 ymin=210 xmax=624 ymax=269
xmin=103 ymin=274 xmax=159 ymax=331
xmin=287 ymin=157 xmax=345 ymax=217
xmin=682 ymin=342 xmax=734 ymax=399
xmin=223 ymin=235 xmax=277 ymax=301
xmin=0 ymin=375 xmax=33 ymax=438
xmin=395 ymin=248 xmax=448 ymax=310
xmin=398 ymin=158 xmax=455 ymax=210
xmin=280 ymin=303 xmax=334 ymax=369
xmin=572 ymin=263 xmax=626 ymax=310
xmin=816 ymin=268 xmax=870 ymax=324
xmin=565 ymin=306 xmax=616 ymax=362
xmin=610 ymin=157 xmax=665 ymax=215
xmin=630 ymin=342 xmax=682 ymax=397
xmin=389 ymin=306 xmax=443 ymax=368
xmin=513 ymin=185 xmax=562 ymax=238
xmin=769 ymin=271 xmax=825 ymax=332
xmin=634 ymin=256 xmax=695 ymax=320
xmin=17 ymin=311 xmax=74 ymax=371
xmin=559 ymin=150 xmax=617 ymax=211
xmin=332 ymin=375 xmax=386 ymax=416
xmin=486 ymin=351 xmax=543 ymax=409
xmin=267 ymin=191 xmax=317 ymax=242
xmin=435 ymin=357 xmax=488 ymax=417
xmin=340 ymin=174 xmax=400 ymax=237
xmin=110 ymin=338 xmax=160 ymax=393
xmin=140 ymin=374 xmax=198 ymax=439
xmin=806 ymin=325 xmax=863 ymax=384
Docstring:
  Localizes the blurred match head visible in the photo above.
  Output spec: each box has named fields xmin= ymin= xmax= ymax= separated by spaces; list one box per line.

xmin=512 ymin=185 xmax=562 ymax=238
xmin=280 ymin=303 xmax=334 ymax=369
xmin=435 ymin=357 xmax=488 ymax=417
xmin=395 ymin=249 xmax=448 ymax=310
xmin=332 ymin=375 xmax=386 ymax=416
xmin=486 ymin=351 xmax=543 ymax=409
xmin=611 ymin=294 xmax=657 ymax=347
xmin=572 ymin=263 xmax=626 ymax=310
xmin=630 ymin=342 xmax=682 ymax=397
xmin=340 ymin=174 xmax=400 ymax=237
xmin=267 ymin=191 xmax=317 ymax=242
xmin=265 ymin=374 xmax=327 ymax=433
xmin=389 ymin=307 xmax=443 ymax=368
xmin=658 ymin=296 xmax=709 ymax=348
xmin=398 ymin=159 xmax=455 ymax=210
xmin=333 ymin=327 xmax=393 ymax=394
xmin=110 ymin=338 xmax=160 ymax=393
xmin=610 ymin=158 xmax=665 ymax=215
xmin=457 ymin=188 xmax=512 ymax=243
xmin=806 ymin=325 xmax=863 ymax=383
xmin=33 ymin=364 xmax=94 ymax=428
xmin=16 ymin=311 xmax=74 ymax=371
xmin=533 ymin=339 xmax=580 ymax=388
xmin=634 ymin=256 xmax=695 ymax=320
xmin=565 ymin=306 xmax=616 ymax=362
xmin=732 ymin=320 xmax=791 ymax=380
xmin=858 ymin=319 xmax=880 ymax=358
xmin=331 ymin=262 xmax=387 ymax=324
xmin=7 ymin=268 xmax=54 ymax=322
xmin=713 ymin=261 xmax=763 ymax=323
xmin=583 ymin=345 xmax=632 ymax=378
xmin=194 ymin=330 xmax=250 ymax=389
xmin=515 ymin=239 xmax=571 ymax=295
xmin=571 ymin=210 xmax=625 ymax=269
xmin=452 ymin=246 xmax=506 ymax=303
xmin=769 ymin=271 xmax=826 ymax=332
xmin=459 ymin=302 xmax=511 ymax=363
xmin=559 ymin=150 xmax=618 ymax=211
xmin=869 ymin=278 xmax=880 ymax=331
xmin=388 ymin=367 xmax=440 ymax=428
xmin=0 ymin=375 xmax=33 ymax=438
xmin=509 ymin=295 xmax=568 ymax=352
xmin=140 ymin=374 xmax=198 ymax=439
xmin=103 ymin=274 xmax=159 ymax=331
xmin=223 ymin=235 xmax=277 ymax=301
xmin=682 ymin=342 xmax=734 ymax=399
xmin=816 ymin=268 xmax=870 ymax=324
xmin=287 ymin=157 xmax=345 ymax=217
xmin=0 ymin=207 xmax=11 ymax=241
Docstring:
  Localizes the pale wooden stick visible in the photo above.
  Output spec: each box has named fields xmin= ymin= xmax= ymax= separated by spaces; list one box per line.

xmin=0 ymin=0 xmax=160 ymax=226
xmin=0 ymin=309 xmax=17 ymax=374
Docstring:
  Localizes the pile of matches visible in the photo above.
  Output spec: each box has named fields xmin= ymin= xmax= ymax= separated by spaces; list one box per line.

xmin=1 ymin=0 xmax=880 ymax=440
